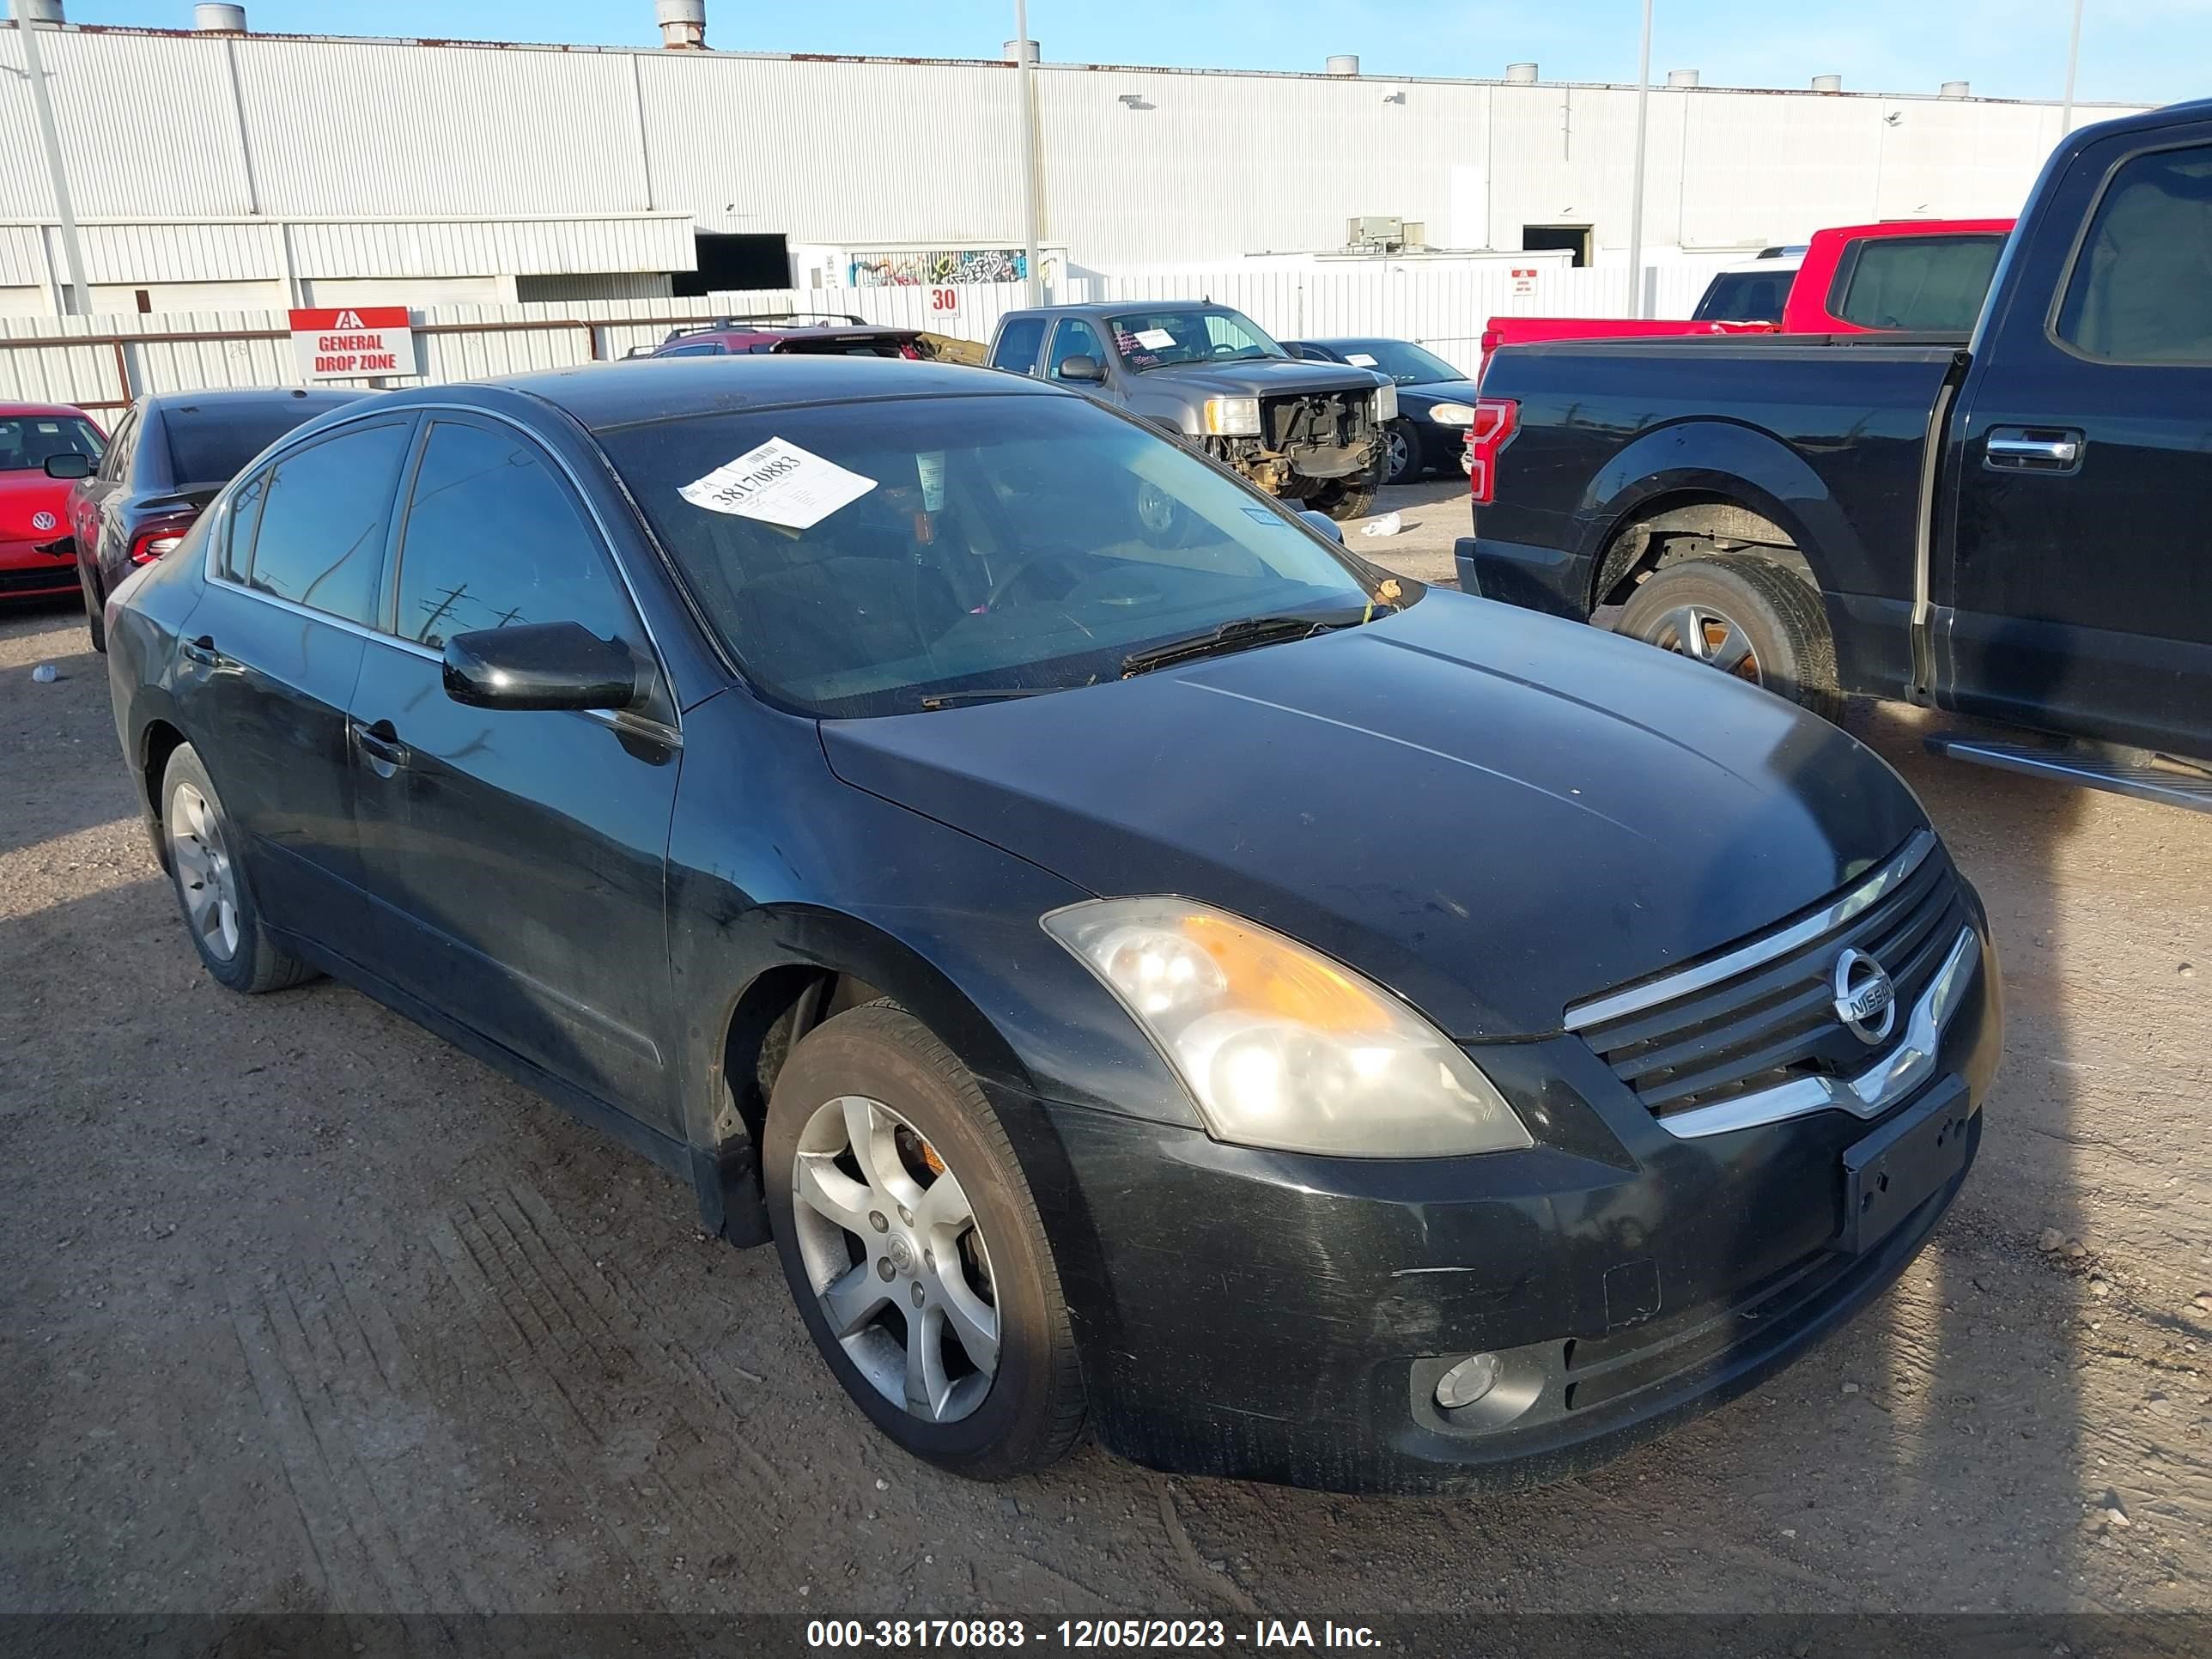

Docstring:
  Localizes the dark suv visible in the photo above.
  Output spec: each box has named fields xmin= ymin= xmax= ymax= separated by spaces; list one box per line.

xmin=635 ymin=313 xmax=927 ymax=361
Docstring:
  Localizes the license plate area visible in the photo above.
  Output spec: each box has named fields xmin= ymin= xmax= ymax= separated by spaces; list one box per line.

xmin=1840 ymin=1077 xmax=1972 ymax=1254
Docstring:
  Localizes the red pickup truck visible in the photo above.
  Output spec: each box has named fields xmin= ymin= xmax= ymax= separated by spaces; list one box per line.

xmin=1478 ymin=217 xmax=2015 ymax=381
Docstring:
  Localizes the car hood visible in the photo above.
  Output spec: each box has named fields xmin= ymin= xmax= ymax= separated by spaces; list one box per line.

xmin=1395 ymin=380 xmax=1475 ymax=417
xmin=1134 ymin=357 xmax=1387 ymax=398
xmin=0 ymin=470 xmax=76 ymax=544
xmin=819 ymin=593 xmax=1929 ymax=1040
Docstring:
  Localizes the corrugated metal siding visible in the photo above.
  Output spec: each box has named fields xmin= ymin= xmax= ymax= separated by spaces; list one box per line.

xmin=233 ymin=37 xmax=645 ymax=217
xmin=77 ymin=221 xmax=286 ymax=283
xmin=0 ymin=225 xmax=46 ymax=290
xmin=0 ymin=31 xmax=255 ymax=219
xmin=287 ymin=216 xmax=693 ymax=280
xmin=639 ymin=54 xmax=1024 ymax=240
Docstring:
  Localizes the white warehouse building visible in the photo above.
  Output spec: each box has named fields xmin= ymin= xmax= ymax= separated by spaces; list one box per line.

xmin=0 ymin=2 xmax=2153 ymax=318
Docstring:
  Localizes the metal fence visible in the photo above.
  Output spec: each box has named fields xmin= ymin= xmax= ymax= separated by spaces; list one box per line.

xmin=0 ymin=264 xmax=1713 ymax=414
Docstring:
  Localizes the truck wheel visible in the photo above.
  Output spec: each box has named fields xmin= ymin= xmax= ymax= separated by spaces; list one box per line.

xmin=1307 ymin=457 xmax=1382 ymax=522
xmin=1382 ymin=421 xmax=1422 ymax=486
xmin=1616 ymin=556 xmax=1844 ymax=722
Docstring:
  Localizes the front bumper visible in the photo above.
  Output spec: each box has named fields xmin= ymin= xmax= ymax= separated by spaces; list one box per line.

xmin=1009 ymin=925 xmax=2000 ymax=1494
xmin=0 ymin=538 xmax=81 ymax=599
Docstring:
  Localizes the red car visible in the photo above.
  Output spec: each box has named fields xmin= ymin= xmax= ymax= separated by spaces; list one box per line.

xmin=1478 ymin=217 xmax=2017 ymax=381
xmin=0 ymin=401 xmax=106 ymax=603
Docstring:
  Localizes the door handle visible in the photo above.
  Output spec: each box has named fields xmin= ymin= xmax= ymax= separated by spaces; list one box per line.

xmin=180 ymin=634 xmax=224 ymax=668
xmin=351 ymin=718 xmax=411 ymax=769
xmin=1984 ymin=428 xmax=2084 ymax=471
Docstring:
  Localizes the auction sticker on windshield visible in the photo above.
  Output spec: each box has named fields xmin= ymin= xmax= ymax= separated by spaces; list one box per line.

xmin=679 ymin=436 xmax=878 ymax=530
xmin=1133 ymin=328 xmax=1178 ymax=349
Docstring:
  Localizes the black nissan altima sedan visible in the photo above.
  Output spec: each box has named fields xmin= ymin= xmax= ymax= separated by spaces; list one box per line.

xmin=103 ymin=356 xmax=2000 ymax=1492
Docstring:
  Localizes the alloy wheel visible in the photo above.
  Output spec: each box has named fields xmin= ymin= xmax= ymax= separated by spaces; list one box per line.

xmin=1386 ymin=427 xmax=1412 ymax=480
xmin=168 ymin=781 xmax=241 ymax=962
xmin=1645 ymin=603 xmax=1763 ymax=685
xmin=788 ymin=1094 xmax=1000 ymax=1424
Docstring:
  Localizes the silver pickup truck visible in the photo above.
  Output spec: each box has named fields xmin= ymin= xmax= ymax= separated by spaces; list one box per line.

xmin=986 ymin=301 xmax=1395 ymax=520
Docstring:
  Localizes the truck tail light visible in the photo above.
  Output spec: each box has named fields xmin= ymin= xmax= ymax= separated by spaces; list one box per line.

xmin=130 ymin=516 xmax=197 ymax=564
xmin=1467 ymin=397 xmax=1518 ymax=506
xmin=1477 ymin=328 xmax=1503 ymax=385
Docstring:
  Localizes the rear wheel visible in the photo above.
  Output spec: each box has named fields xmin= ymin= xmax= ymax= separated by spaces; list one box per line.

xmin=763 ymin=1003 xmax=1085 ymax=1480
xmin=80 ymin=565 xmax=106 ymax=653
xmin=160 ymin=744 xmax=317 ymax=994
xmin=1615 ymin=555 xmax=1844 ymax=722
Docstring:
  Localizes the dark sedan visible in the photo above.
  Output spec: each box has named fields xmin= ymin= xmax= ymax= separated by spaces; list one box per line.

xmin=1288 ymin=337 xmax=1475 ymax=484
xmin=54 ymin=386 xmax=361 ymax=649
xmin=105 ymin=356 xmax=1999 ymax=1492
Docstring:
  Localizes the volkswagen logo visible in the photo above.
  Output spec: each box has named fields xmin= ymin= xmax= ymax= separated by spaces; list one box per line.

xmin=31 ymin=511 xmax=58 ymax=532
xmin=1831 ymin=947 xmax=1897 ymax=1046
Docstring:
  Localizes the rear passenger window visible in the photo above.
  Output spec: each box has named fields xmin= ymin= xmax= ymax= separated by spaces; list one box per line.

xmin=393 ymin=419 xmax=636 ymax=652
xmin=990 ymin=317 xmax=1047 ymax=375
xmin=1831 ymin=235 xmax=2005 ymax=333
xmin=221 ymin=468 xmax=268 ymax=581
xmin=243 ymin=421 xmax=411 ymax=626
xmin=2057 ymin=143 xmax=2212 ymax=363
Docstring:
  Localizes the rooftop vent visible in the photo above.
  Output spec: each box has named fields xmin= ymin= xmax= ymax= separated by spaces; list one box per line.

xmin=1666 ymin=68 xmax=1699 ymax=88
xmin=1940 ymin=80 xmax=1971 ymax=99
xmin=12 ymin=0 xmax=67 ymax=21
xmin=1003 ymin=38 xmax=1039 ymax=63
xmin=193 ymin=3 xmax=246 ymax=30
xmin=654 ymin=0 xmax=705 ymax=50
xmin=1504 ymin=62 xmax=1539 ymax=84
xmin=1811 ymin=73 xmax=1843 ymax=93
xmin=1327 ymin=54 xmax=1360 ymax=76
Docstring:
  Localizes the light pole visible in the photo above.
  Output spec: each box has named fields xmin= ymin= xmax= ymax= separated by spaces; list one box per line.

xmin=2060 ymin=0 xmax=2084 ymax=134
xmin=11 ymin=2 xmax=90 ymax=316
xmin=1013 ymin=0 xmax=1043 ymax=305
xmin=1626 ymin=0 xmax=1653 ymax=318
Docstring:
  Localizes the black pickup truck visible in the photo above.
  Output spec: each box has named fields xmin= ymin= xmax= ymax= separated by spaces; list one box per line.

xmin=1462 ymin=100 xmax=2212 ymax=811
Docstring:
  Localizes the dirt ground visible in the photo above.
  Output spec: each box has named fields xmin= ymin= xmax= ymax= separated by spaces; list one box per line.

xmin=5 ymin=489 xmax=2210 ymax=1624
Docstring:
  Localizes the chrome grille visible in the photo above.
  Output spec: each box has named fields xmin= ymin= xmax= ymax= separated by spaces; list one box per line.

xmin=1566 ymin=833 xmax=1972 ymax=1128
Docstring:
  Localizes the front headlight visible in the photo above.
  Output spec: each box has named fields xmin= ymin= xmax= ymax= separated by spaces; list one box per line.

xmin=1427 ymin=401 xmax=1475 ymax=426
xmin=1201 ymin=396 xmax=1261 ymax=437
xmin=1373 ymin=383 xmax=1399 ymax=422
xmin=1042 ymin=898 xmax=1533 ymax=1158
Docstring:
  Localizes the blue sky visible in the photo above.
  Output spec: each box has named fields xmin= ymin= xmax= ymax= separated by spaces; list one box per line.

xmin=58 ymin=1 xmax=2212 ymax=107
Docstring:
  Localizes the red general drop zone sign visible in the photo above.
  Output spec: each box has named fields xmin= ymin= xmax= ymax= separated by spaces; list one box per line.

xmin=288 ymin=307 xmax=416 ymax=380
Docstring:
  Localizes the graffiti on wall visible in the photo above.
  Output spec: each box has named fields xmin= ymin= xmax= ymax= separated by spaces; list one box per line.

xmin=848 ymin=249 xmax=1031 ymax=287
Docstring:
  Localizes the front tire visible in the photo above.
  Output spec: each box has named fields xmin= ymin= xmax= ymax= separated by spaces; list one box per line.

xmin=160 ymin=744 xmax=317 ymax=994
xmin=1305 ymin=451 xmax=1384 ymax=522
xmin=1381 ymin=420 xmax=1422 ymax=486
xmin=1615 ymin=555 xmax=1844 ymax=722
xmin=764 ymin=1003 xmax=1085 ymax=1480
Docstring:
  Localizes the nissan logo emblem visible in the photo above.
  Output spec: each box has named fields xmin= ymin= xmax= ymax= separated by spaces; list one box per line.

xmin=1831 ymin=947 xmax=1898 ymax=1046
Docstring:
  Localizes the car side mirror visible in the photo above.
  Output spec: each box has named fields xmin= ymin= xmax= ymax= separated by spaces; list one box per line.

xmin=45 ymin=453 xmax=93 ymax=480
xmin=1056 ymin=354 xmax=1106 ymax=384
xmin=1297 ymin=509 xmax=1345 ymax=544
xmin=441 ymin=621 xmax=643 ymax=713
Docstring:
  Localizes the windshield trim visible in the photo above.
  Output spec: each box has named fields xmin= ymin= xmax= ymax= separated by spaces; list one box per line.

xmin=594 ymin=388 xmax=1410 ymax=720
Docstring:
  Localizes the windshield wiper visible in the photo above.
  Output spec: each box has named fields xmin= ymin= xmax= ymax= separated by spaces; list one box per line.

xmin=1120 ymin=609 xmax=1382 ymax=678
xmin=917 ymin=687 xmax=1071 ymax=710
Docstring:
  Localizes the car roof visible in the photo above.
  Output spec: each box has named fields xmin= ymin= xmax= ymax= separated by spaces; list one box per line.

xmin=405 ymin=355 xmax=1064 ymax=433
xmin=674 ymin=322 xmax=917 ymax=344
xmin=145 ymin=387 xmax=365 ymax=416
xmin=0 ymin=399 xmax=97 ymax=422
xmin=1000 ymin=301 xmax=1228 ymax=321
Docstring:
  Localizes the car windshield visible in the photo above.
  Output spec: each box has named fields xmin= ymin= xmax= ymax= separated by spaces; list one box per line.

xmin=1329 ymin=342 xmax=1466 ymax=385
xmin=599 ymin=393 xmax=1385 ymax=719
xmin=167 ymin=404 xmax=326 ymax=485
xmin=1105 ymin=307 xmax=1286 ymax=370
xmin=0 ymin=414 xmax=104 ymax=472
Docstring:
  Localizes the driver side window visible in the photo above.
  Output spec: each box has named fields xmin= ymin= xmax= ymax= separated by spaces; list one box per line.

xmin=1047 ymin=319 xmax=1105 ymax=380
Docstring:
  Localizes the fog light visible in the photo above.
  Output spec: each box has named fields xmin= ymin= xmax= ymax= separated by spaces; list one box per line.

xmin=1434 ymin=1352 xmax=1502 ymax=1411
